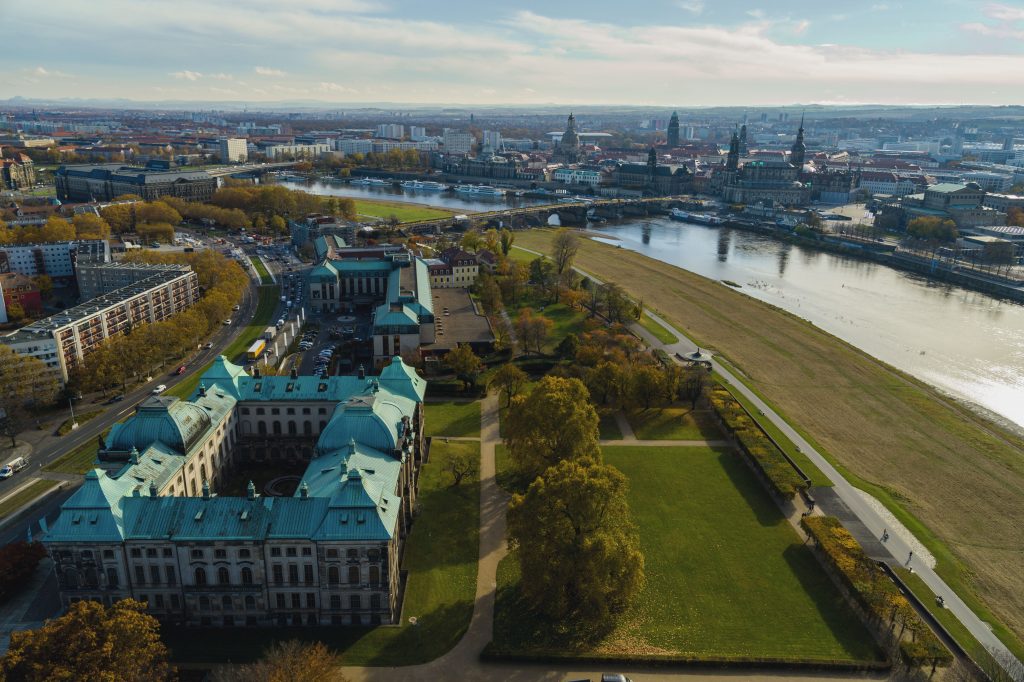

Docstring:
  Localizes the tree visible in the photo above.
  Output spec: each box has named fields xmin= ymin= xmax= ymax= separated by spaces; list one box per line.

xmin=475 ymin=274 xmax=502 ymax=313
xmin=499 ymin=228 xmax=515 ymax=257
xmin=0 ymin=346 xmax=59 ymax=447
xmin=269 ymin=215 xmax=287 ymax=234
xmin=906 ymin=216 xmax=957 ymax=242
xmin=32 ymin=275 xmax=53 ymax=301
xmin=5 ymin=301 xmax=25 ymax=323
xmin=445 ymin=448 xmax=479 ymax=487
xmin=528 ymin=257 xmax=557 ymax=303
xmin=505 ymin=375 xmax=600 ymax=478
xmin=507 ymin=457 xmax=645 ymax=621
xmin=460 ymin=230 xmax=482 ymax=252
xmin=490 ymin=363 xmax=527 ymax=408
xmin=135 ymin=201 xmax=182 ymax=226
xmin=555 ymin=332 xmax=580 ymax=359
xmin=1 ymin=599 xmax=174 ymax=682
xmin=585 ymin=360 xmax=628 ymax=406
xmin=72 ymin=213 xmax=111 ymax=240
xmin=514 ymin=308 xmax=553 ymax=355
xmin=679 ymin=367 xmax=708 ymax=408
xmin=39 ymin=216 xmax=75 ymax=243
xmin=602 ymin=282 xmax=632 ymax=324
xmin=551 ymin=228 xmax=579 ymax=294
xmin=630 ymin=364 xmax=666 ymax=410
xmin=211 ymin=640 xmax=345 ymax=682
xmin=444 ymin=343 xmax=482 ymax=390
xmin=100 ymin=204 xmax=134 ymax=233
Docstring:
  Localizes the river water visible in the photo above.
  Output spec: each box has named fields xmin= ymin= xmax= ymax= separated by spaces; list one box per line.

xmin=284 ymin=180 xmax=1024 ymax=429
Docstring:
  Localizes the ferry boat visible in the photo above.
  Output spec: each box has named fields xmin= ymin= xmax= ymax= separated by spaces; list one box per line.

xmin=454 ymin=184 xmax=505 ymax=197
xmin=400 ymin=180 xmax=448 ymax=192
xmin=350 ymin=177 xmax=392 ymax=187
xmin=670 ymin=208 xmax=724 ymax=225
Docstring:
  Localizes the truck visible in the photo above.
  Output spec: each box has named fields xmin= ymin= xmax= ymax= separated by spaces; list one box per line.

xmin=246 ymin=339 xmax=266 ymax=362
xmin=263 ymin=326 xmax=276 ymax=341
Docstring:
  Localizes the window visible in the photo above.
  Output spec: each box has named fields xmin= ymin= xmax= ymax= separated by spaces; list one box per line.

xmin=162 ymin=548 xmax=172 ymax=557
xmin=244 ymin=595 xmax=256 ymax=610
xmin=191 ymin=549 xmax=203 ymax=559
xmin=369 ymin=566 xmax=380 ymax=586
xmin=303 ymin=564 xmax=313 ymax=584
xmin=347 ymin=548 xmax=358 ymax=559
xmin=134 ymin=566 xmax=145 ymax=585
xmin=348 ymin=566 xmax=359 ymax=584
xmin=276 ymin=593 xmax=285 ymax=609
xmin=318 ymin=407 xmax=327 ymax=415
xmin=150 ymin=566 xmax=161 ymax=585
xmin=302 ymin=547 xmax=312 ymax=557
xmin=367 ymin=548 xmax=380 ymax=560
xmin=214 ymin=549 xmax=227 ymax=559
xmin=222 ymin=595 xmax=233 ymax=611
xmin=106 ymin=568 xmax=119 ymax=588
xmin=328 ymin=566 xmax=339 ymax=585
xmin=302 ymin=407 xmax=311 ymax=415
xmin=130 ymin=548 xmax=142 ymax=558
xmin=327 ymin=549 xmax=339 ymax=559
xmin=286 ymin=547 xmax=297 ymax=557
xmin=218 ymin=567 xmax=230 ymax=585
xmin=306 ymin=593 xmax=316 ymax=608
xmin=241 ymin=567 xmax=253 ymax=585
xmin=291 ymin=593 xmax=300 ymax=608
xmin=350 ymin=595 xmax=361 ymax=610
xmin=256 ymin=407 xmax=265 ymax=415
xmin=171 ymin=594 xmax=180 ymax=609
xmin=330 ymin=595 xmax=341 ymax=610
xmin=195 ymin=567 xmax=207 ymax=586
xmin=370 ymin=594 xmax=381 ymax=610
xmin=146 ymin=548 xmax=157 ymax=558
xmin=239 ymin=549 xmax=251 ymax=559
xmin=155 ymin=594 xmax=165 ymax=609
xmin=241 ymin=407 xmax=250 ymax=415
xmin=166 ymin=566 xmax=176 ymax=586
xmin=288 ymin=564 xmax=299 ymax=584
xmin=103 ymin=549 xmax=114 ymax=559
xmin=286 ymin=407 xmax=295 ymax=415
xmin=273 ymin=565 xmax=283 ymax=585
xmin=271 ymin=408 xmax=280 ymax=415
xmin=199 ymin=596 xmax=210 ymax=611
xmin=271 ymin=547 xmax=281 ymax=557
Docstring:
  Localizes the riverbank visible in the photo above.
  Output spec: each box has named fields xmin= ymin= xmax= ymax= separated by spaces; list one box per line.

xmin=516 ymin=228 xmax=1024 ymax=656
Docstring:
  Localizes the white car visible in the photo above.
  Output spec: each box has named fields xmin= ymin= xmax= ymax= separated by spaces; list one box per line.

xmin=152 ymin=384 xmax=167 ymax=394
xmin=223 ymin=319 xmax=232 ymax=325
xmin=0 ymin=465 xmax=12 ymax=479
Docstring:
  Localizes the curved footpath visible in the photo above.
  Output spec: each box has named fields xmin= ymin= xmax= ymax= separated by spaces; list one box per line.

xmin=339 ymin=397 xmax=887 ymax=682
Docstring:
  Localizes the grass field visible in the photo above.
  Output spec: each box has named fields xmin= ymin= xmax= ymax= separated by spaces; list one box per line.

xmin=354 ymin=199 xmax=453 ymax=223
xmin=424 ymin=401 xmax=481 ymax=438
xmin=0 ymin=480 xmax=60 ymax=518
xmin=43 ymin=427 xmax=112 ymax=475
xmin=166 ymin=440 xmax=480 ymax=665
xmin=639 ymin=311 xmax=677 ymax=344
xmin=248 ymin=255 xmax=272 ymax=284
xmin=516 ymin=228 xmax=1024 ymax=653
xmin=625 ymin=405 xmax=721 ymax=440
xmin=492 ymin=446 xmax=882 ymax=663
xmin=56 ymin=409 xmax=104 ymax=436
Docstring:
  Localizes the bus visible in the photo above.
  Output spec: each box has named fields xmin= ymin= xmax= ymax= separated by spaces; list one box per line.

xmin=246 ymin=339 xmax=266 ymax=362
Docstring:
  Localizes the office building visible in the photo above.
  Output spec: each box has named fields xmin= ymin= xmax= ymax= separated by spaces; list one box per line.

xmin=482 ymin=130 xmax=503 ymax=151
xmin=261 ymin=143 xmax=330 ymax=160
xmin=218 ymin=138 xmax=248 ymax=163
xmin=55 ymin=164 xmax=216 ymax=203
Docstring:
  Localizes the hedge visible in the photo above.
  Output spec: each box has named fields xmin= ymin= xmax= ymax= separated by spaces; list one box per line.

xmin=708 ymin=387 xmax=807 ymax=499
xmin=802 ymin=516 xmax=952 ymax=670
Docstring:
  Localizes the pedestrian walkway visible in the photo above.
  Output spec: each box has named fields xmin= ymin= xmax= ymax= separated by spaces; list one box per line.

xmin=600 ymin=439 xmax=730 ymax=447
xmin=613 ymin=410 xmax=636 ymax=440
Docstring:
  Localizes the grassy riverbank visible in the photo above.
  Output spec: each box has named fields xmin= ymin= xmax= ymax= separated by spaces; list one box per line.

xmin=516 ymin=228 xmax=1024 ymax=654
xmin=353 ymin=199 xmax=453 ymax=223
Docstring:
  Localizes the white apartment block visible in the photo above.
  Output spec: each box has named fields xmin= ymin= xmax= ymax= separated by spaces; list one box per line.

xmin=442 ymin=129 xmax=473 ymax=155
xmin=336 ymin=139 xmax=373 ymax=155
xmin=374 ymin=124 xmax=405 ymax=140
xmin=218 ymin=138 xmax=248 ymax=163
xmin=262 ymin=144 xmax=331 ymax=160
xmin=408 ymin=126 xmax=427 ymax=141
xmin=0 ymin=240 xmax=110 ymax=279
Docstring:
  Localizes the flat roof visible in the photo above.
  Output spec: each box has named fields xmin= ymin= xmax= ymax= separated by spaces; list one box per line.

xmin=422 ymin=288 xmax=494 ymax=351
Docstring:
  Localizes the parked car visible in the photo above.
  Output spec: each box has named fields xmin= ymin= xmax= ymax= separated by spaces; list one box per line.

xmin=152 ymin=384 xmax=167 ymax=394
xmin=223 ymin=319 xmax=232 ymax=325
xmin=107 ymin=394 xmax=125 ymax=404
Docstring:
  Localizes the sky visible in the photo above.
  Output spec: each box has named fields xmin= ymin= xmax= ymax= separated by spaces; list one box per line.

xmin=2 ymin=0 xmax=1023 ymax=107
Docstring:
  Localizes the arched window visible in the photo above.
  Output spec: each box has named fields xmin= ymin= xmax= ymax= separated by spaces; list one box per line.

xmin=272 ymin=421 xmax=282 ymax=435
xmin=328 ymin=566 xmax=339 ymax=585
xmin=348 ymin=566 xmax=359 ymax=584
xmin=241 ymin=567 xmax=253 ymax=585
xmin=287 ymin=421 xmax=297 ymax=436
xmin=218 ymin=567 xmax=230 ymax=585
xmin=303 ymin=421 xmax=313 ymax=436
xmin=194 ymin=567 xmax=207 ymax=586
xmin=369 ymin=566 xmax=380 ymax=586
xmin=106 ymin=567 xmax=119 ymax=588
xmin=257 ymin=421 xmax=267 ymax=436
xmin=319 ymin=420 xmax=327 ymax=432
xmin=244 ymin=595 xmax=255 ymax=610
xmin=222 ymin=595 xmax=232 ymax=611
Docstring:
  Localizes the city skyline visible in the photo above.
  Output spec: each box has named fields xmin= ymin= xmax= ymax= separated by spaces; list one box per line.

xmin=3 ymin=0 xmax=1024 ymax=107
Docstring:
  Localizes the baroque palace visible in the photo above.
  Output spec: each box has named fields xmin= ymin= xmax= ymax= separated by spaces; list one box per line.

xmin=43 ymin=355 xmax=426 ymax=627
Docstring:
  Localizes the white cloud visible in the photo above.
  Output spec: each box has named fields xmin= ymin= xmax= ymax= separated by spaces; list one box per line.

xmin=962 ymin=22 xmax=1024 ymax=40
xmin=984 ymin=3 xmax=1024 ymax=22
xmin=254 ymin=66 xmax=285 ymax=76
xmin=25 ymin=66 xmax=71 ymax=78
xmin=208 ymin=72 xmax=234 ymax=80
xmin=792 ymin=19 xmax=811 ymax=35
xmin=676 ymin=0 xmax=704 ymax=14
xmin=171 ymin=70 xmax=203 ymax=81
xmin=318 ymin=81 xmax=357 ymax=94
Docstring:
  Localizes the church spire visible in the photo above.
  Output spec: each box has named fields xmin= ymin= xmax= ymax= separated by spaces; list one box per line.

xmin=726 ymin=129 xmax=740 ymax=172
xmin=790 ymin=113 xmax=806 ymax=168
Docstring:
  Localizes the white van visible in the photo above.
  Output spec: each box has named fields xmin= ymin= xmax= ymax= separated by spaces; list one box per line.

xmin=0 ymin=457 xmax=28 ymax=478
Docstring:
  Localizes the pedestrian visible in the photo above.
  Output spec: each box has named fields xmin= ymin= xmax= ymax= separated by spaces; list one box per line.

xmin=907 ymin=550 xmax=913 ymax=563
xmin=882 ymin=529 xmax=889 ymax=542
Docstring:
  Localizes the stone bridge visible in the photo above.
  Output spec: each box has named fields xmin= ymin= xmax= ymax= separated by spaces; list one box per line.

xmin=405 ymin=196 xmax=687 ymax=234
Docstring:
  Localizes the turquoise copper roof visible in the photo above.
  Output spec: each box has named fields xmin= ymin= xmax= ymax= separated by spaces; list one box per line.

xmin=315 ymin=391 xmax=415 ymax=454
xmin=378 ymin=356 xmax=426 ymax=402
xmin=106 ymin=396 xmax=212 ymax=454
xmin=46 ymin=470 xmax=130 ymax=542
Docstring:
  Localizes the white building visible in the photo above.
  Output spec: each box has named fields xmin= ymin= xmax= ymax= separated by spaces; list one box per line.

xmin=482 ymin=130 xmax=503 ymax=151
xmin=218 ymin=138 xmax=248 ymax=163
xmin=336 ymin=139 xmax=373 ymax=155
xmin=262 ymin=143 xmax=331 ymax=160
xmin=375 ymin=124 xmax=405 ymax=140
xmin=0 ymin=240 xmax=110 ymax=279
xmin=442 ymin=129 xmax=473 ymax=155
xmin=552 ymin=167 xmax=602 ymax=187
xmin=408 ymin=126 xmax=427 ymax=142
xmin=857 ymin=172 xmax=918 ymax=197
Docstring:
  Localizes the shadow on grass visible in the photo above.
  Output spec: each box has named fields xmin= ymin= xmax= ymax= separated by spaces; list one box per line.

xmin=717 ymin=449 xmax=787 ymax=528
xmin=780 ymin=544 xmax=887 ymax=663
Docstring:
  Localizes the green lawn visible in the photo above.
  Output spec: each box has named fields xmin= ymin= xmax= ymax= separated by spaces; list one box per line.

xmin=639 ymin=311 xmax=677 ymax=344
xmin=509 ymin=245 xmax=539 ymax=265
xmin=249 ymin=255 xmax=272 ymax=284
xmin=43 ymin=428 xmax=112 ymax=475
xmin=166 ymin=440 xmax=480 ymax=665
xmin=492 ymin=446 xmax=882 ymax=663
xmin=625 ymin=405 xmax=722 ymax=441
xmin=0 ymin=480 xmax=60 ymax=518
xmin=56 ymin=409 xmax=104 ymax=436
xmin=354 ymin=199 xmax=453 ymax=223
xmin=424 ymin=401 xmax=481 ymax=438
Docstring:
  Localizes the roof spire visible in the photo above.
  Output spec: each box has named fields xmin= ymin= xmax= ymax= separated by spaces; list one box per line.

xmin=246 ymin=480 xmax=256 ymax=501
xmin=129 ymin=446 xmax=140 ymax=464
xmin=299 ymin=481 xmax=309 ymax=499
xmin=202 ymin=479 xmax=210 ymax=501
xmin=149 ymin=480 xmax=157 ymax=497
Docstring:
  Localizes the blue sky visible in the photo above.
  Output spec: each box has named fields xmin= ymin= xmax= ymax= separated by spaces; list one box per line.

xmin=2 ymin=0 xmax=1023 ymax=105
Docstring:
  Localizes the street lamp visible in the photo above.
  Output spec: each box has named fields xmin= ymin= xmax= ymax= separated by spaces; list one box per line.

xmin=68 ymin=397 xmax=79 ymax=431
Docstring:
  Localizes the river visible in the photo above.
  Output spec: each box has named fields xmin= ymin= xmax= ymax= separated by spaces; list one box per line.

xmin=283 ymin=180 xmax=1024 ymax=430
xmin=281 ymin=178 xmax=551 ymax=212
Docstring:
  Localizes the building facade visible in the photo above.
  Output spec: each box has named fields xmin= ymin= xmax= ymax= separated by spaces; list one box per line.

xmin=0 ymin=272 xmax=42 ymax=319
xmin=43 ymin=356 xmax=426 ymax=628
xmin=442 ymin=130 xmax=473 ymax=155
xmin=218 ymin=138 xmax=248 ymax=163
xmin=0 ymin=240 xmax=110 ymax=280
xmin=55 ymin=164 xmax=216 ymax=203
xmin=1 ymin=152 xmax=37 ymax=190
xmin=76 ymin=262 xmax=194 ymax=301
xmin=2 ymin=267 xmax=199 ymax=383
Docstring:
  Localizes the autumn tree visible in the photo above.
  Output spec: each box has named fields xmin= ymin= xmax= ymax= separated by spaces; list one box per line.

xmin=499 ymin=228 xmax=515 ymax=257
xmin=507 ymin=457 xmax=645 ymax=621
xmin=211 ymin=640 xmax=345 ymax=682
xmin=270 ymin=215 xmax=287 ymax=233
xmin=514 ymin=308 xmax=553 ymax=355
xmin=444 ymin=343 xmax=482 ymax=390
xmin=1 ymin=599 xmax=174 ymax=682
xmin=135 ymin=201 xmax=182 ymax=226
xmin=445 ymin=448 xmax=479 ymax=487
xmin=39 ymin=216 xmax=75 ymax=243
xmin=460 ymin=229 xmax=482 ymax=252
xmin=0 ymin=346 xmax=59 ymax=446
xmin=72 ymin=213 xmax=111 ymax=240
xmin=529 ymin=257 xmax=557 ymax=303
xmin=906 ymin=216 xmax=957 ymax=242
xmin=630 ymin=364 xmax=666 ymax=410
xmin=490 ymin=363 xmax=527 ymax=407
xmin=32 ymin=275 xmax=53 ymax=300
xmin=551 ymin=228 xmax=579 ymax=296
xmin=100 ymin=203 xmax=134 ymax=233
xmin=505 ymin=375 xmax=600 ymax=478
xmin=475 ymin=273 xmax=502 ymax=313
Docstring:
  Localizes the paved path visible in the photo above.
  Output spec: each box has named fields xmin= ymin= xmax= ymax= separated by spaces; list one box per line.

xmin=600 ymin=439 xmax=730 ymax=447
xmin=636 ymin=307 xmax=1022 ymax=677
xmin=612 ymin=411 xmax=636 ymax=440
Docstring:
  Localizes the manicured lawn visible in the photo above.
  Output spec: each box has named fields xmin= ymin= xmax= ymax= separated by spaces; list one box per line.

xmin=166 ymin=440 xmax=480 ymax=665
xmin=639 ymin=310 xmax=677 ymax=344
xmin=625 ymin=405 xmax=721 ymax=441
xmin=249 ymin=255 xmax=272 ymax=284
xmin=0 ymin=480 xmax=60 ymax=518
xmin=508 ymin=245 xmax=539 ymax=265
xmin=492 ymin=446 xmax=882 ymax=663
xmin=56 ymin=409 xmax=104 ymax=436
xmin=424 ymin=401 xmax=481 ymax=438
xmin=354 ymin=199 xmax=452 ymax=223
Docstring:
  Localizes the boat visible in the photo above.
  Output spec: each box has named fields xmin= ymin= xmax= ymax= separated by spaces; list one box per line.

xmin=670 ymin=208 xmax=724 ymax=225
xmin=400 ymin=180 xmax=448 ymax=192
xmin=454 ymin=185 xmax=505 ymax=197
xmin=350 ymin=177 xmax=391 ymax=187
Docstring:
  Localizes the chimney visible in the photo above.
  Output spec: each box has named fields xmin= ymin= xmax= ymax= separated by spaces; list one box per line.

xmin=299 ymin=481 xmax=309 ymax=499
xmin=358 ymin=364 xmax=365 ymax=380
xmin=149 ymin=481 xmax=158 ymax=497
xmin=129 ymin=446 xmax=140 ymax=465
